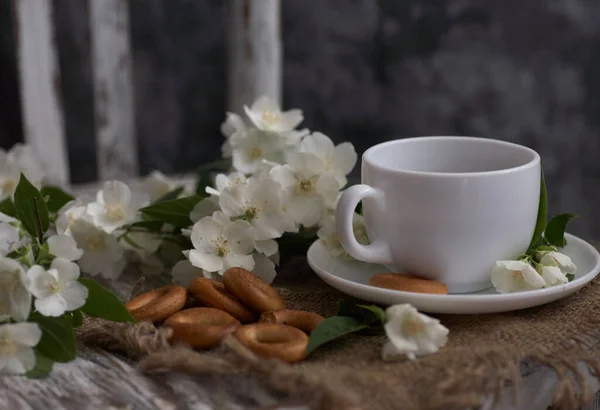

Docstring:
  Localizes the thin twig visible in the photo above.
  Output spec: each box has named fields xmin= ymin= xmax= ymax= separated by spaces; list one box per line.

xmin=130 ymin=276 xmax=147 ymax=300
xmin=33 ymin=197 xmax=44 ymax=244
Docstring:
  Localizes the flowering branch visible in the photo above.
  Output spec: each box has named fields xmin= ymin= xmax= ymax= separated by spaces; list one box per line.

xmin=491 ymin=168 xmax=579 ymax=293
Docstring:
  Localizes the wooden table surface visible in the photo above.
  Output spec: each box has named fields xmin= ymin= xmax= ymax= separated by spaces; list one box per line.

xmin=2 ymin=260 xmax=600 ymax=410
xmin=2 ymin=182 xmax=600 ymax=410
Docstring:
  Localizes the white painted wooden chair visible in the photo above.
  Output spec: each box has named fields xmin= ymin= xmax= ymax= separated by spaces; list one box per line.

xmin=14 ymin=0 xmax=281 ymax=186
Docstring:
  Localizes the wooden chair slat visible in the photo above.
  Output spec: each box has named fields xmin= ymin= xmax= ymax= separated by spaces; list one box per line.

xmin=14 ymin=0 xmax=69 ymax=185
xmin=226 ymin=0 xmax=282 ymax=115
xmin=89 ymin=0 xmax=138 ymax=180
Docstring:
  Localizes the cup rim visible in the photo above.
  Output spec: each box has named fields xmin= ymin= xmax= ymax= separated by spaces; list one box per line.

xmin=363 ymin=136 xmax=541 ymax=177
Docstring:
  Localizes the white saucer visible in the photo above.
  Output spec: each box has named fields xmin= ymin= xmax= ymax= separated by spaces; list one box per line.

xmin=307 ymin=233 xmax=600 ymax=314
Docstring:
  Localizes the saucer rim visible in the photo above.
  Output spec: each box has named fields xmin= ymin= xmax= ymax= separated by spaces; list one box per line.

xmin=307 ymin=232 xmax=600 ymax=302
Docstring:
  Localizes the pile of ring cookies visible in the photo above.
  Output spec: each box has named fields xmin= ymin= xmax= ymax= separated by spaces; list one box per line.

xmin=125 ymin=267 xmax=324 ymax=363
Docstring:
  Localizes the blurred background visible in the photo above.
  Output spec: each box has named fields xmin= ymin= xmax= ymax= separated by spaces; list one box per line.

xmin=0 ymin=0 xmax=599 ymax=240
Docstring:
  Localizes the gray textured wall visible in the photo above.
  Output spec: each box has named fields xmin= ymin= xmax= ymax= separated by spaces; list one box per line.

xmin=0 ymin=0 xmax=599 ymax=241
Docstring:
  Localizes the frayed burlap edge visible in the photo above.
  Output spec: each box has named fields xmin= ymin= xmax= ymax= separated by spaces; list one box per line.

xmin=76 ymin=317 xmax=359 ymax=410
xmin=75 ymin=313 xmax=600 ymax=410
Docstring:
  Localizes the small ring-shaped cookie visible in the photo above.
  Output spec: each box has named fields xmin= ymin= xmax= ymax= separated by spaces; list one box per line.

xmin=188 ymin=278 xmax=255 ymax=323
xmin=235 ymin=323 xmax=308 ymax=363
xmin=164 ymin=307 xmax=241 ymax=349
xmin=368 ymin=273 xmax=448 ymax=294
xmin=125 ymin=285 xmax=187 ymax=323
xmin=259 ymin=309 xmax=324 ymax=334
xmin=223 ymin=268 xmax=285 ymax=313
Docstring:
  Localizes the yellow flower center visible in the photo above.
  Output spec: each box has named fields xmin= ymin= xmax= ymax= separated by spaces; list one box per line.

xmin=1 ymin=180 xmax=16 ymax=195
xmin=0 ymin=337 xmax=16 ymax=356
xmin=249 ymin=147 xmax=263 ymax=160
xmin=297 ymin=178 xmax=316 ymax=195
xmin=261 ymin=110 xmax=281 ymax=125
xmin=47 ymin=277 xmax=60 ymax=293
xmin=229 ymin=178 xmax=244 ymax=187
xmin=211 ymin=236 xmax=230 ymax=257
xmin=105 ymin=203 xmax=125 ymax=221
xmin=403 ymin=318 xmax=424 ymax=335
xmin=511 ymin=270 xmax=523 ymax=281
xmin=243 ymin=204 xmax=261 ymax=221
xmin=86 ymin=235 xmax=104 ymax=252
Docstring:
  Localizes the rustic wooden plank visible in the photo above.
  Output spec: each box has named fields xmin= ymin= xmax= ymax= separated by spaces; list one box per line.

xmin=226 ymin=0 xmax=282 ymax=115
xmin=14 ymin=0 xmax=69 ymax=185
xmin=89 ymin=0 xmax=138 ymax=180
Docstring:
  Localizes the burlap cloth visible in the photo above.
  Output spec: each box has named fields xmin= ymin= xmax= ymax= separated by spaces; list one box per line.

xmin=76 ymin=257 xmax=600 ymax=410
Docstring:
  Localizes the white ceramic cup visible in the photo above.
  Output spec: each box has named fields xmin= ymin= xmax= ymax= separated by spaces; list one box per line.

xmin=335 ymin=136 xmax=541 ymax=293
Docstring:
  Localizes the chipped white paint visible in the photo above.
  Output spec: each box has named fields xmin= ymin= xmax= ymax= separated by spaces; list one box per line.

xmin=89 ymin=0 xmax=138 ymax=180
xmin=14 ymin=0 xmax=69 ymax=185
xmin=227 ymin=0 xmax=282 ymax=115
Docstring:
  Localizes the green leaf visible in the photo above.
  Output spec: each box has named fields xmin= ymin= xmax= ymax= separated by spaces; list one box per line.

xmin=528 ymin=167 xmax=547 ymax=250
xmin=337 ymin=299 xmax=386 ymax=326
xmin=0 ymin=198 xmax=16 ymax=217
xmin=140 ymin=196 xmax=203 ymax=228
xmin=29 ymin=312 xmax=76 ymax=363
xmin=305 ymin=316 xmax=367 ymax=356
xmin=69 ymin=309 xmax=84 ymax=328
xmin=26 ymin=350 xmax=54 ymax=379
xmin=545 ymin=213 xmax=578 ymax=247
xmin=534 ymin=244 xmax=558 ymax=253
xmin=41 ymin=186 xmax=75 ymax=213
xmin=14 ymin=174 xmax=49 ymax=239
xmin=126 ymin=220 xmax=167 ymax=232
xmin=78 ymin=277 xmax=135 ymax=322
xmin=356 ymin=304 xmax=386 ymax=324
xmin=566 ymin=273 xmax=575 ymax=282
xmin=154 ymin=186 xmax=184 ymax=203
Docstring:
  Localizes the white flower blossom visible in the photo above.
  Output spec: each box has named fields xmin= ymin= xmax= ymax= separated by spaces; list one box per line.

xmin=205 ymin=172 xmax=247 ymax=197
xmin=382 ymin=304 xmax=449 ymax=361
xmin=87 ymin=180 xmax=149 ymax=234
xmin=540 ymin=265 xmax=568 ymax=287
xmin=47 ymin=234 xmax=83 ymax=262
xmin=255 ymin=239 xmax=278 ymax=257
xmin=172 ymin=259 xmax=210 ymax=287
xmin=318 ymin=213 xmax=369 ymax=259
xmin=27 ymin=258 xmax=88 ymax=317
xmin=219 ymin=178 xmax=295 ymax=240
xmin=270 ymin=153 xmax=339 ymax=227
xmin=253 ymin=160 xmax=281 ymax=179
xmin=491 ymin=260 xmax=546 ymax=293
xmin=123 ymin=231 xmax=161 ymax=256
xmin=0 ymin=144 xmax=45 ymax=200
xmin=0 ymin=256 xmax=30 ymax=322
xmin=231 ymin=129 xmax=285 ymax=174
xmin=243 ymin=95 xmax=303 ymax=133
xmin=0 ymin=322 xmax=42 ymax=375
xmin=137 ymin=170 xmax=180 ymax=202
xmin=221 ymin=112 xmax=247 ymax=139
xmin=539 ymin=251 xmax=577 ymax=275
xmin=251 ymin=252 xmax=277 ymax=284
xmin=0 ymin=221 xmax=23 ymax=256
xmin=69 ymin=219 xmax=125 ymax=280
xmin=299 ymin=132 xmax=357 ymax=188
xmin=56 ymin=201 xmax=89 ymax=236
xmin=188 ymin=211 xmax=255 ymax=275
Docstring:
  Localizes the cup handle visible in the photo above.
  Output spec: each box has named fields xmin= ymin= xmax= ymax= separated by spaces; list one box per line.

xmin=335 ymin=184 xmax=392 ymax=265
